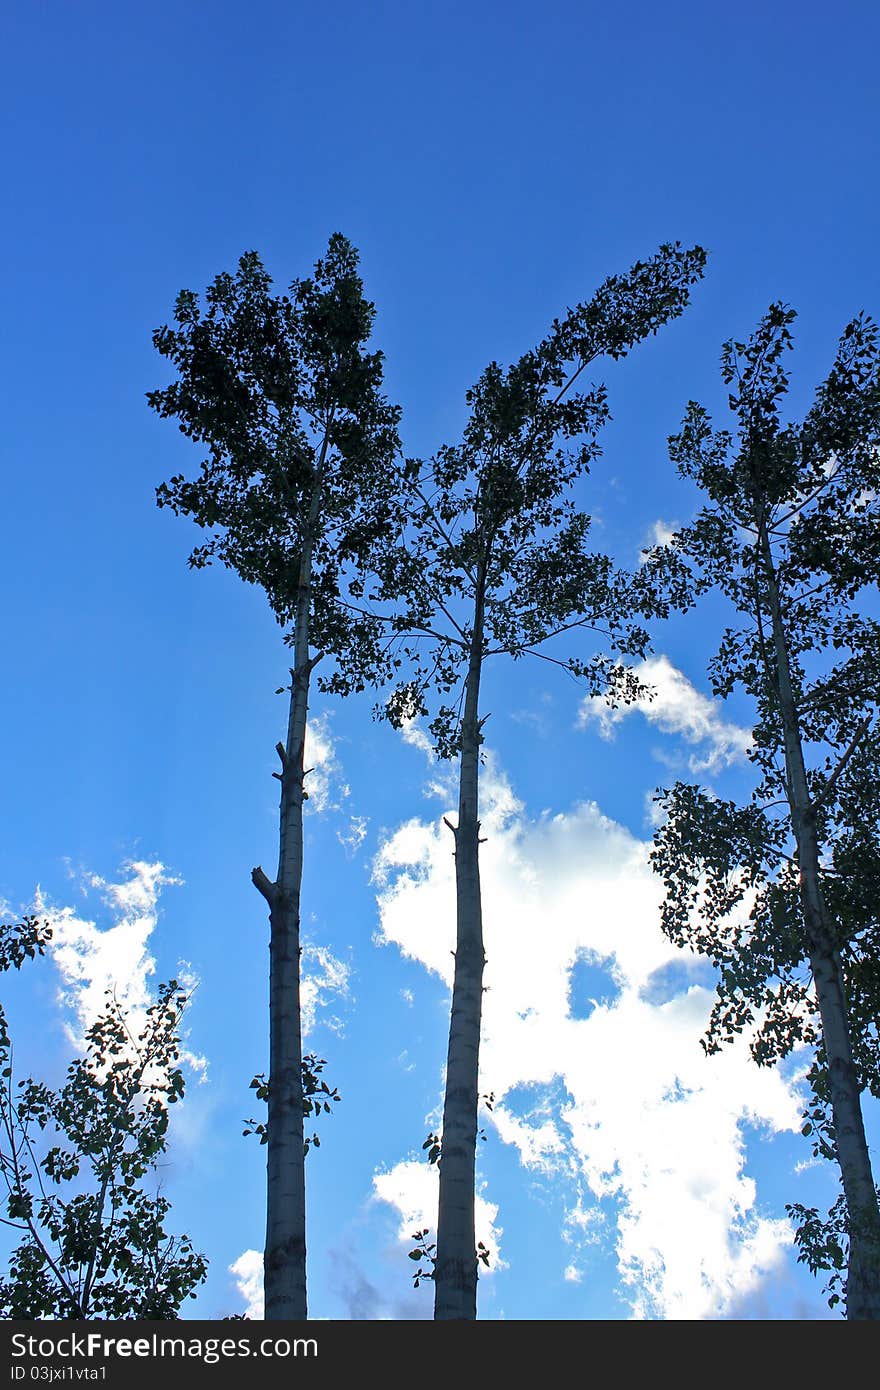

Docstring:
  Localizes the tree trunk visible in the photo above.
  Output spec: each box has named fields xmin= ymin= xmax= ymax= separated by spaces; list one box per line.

xmin=434 ymin=591 xmax=486 ymax=1320
xmin=253 ymin=444 xmax=329 ymax=1321
xmin=761 ymin=531 xmax=880 ymax=1319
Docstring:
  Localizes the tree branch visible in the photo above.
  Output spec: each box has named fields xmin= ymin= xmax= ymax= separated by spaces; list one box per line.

xmin=814 ymin=717 xmax=872 ymax=810
xmin=251 ymin=867 xmax=276 ymax=905
xmin=1 ymin=1093 xmax=83 ymax=1317
xmin=407 ymin=478 xmax=479 ymax=589
xmin=769 ymin=462 xmax=840 ymax=532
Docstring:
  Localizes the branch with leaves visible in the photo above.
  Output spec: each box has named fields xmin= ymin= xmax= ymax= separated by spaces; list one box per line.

xmin=0 ymin=924 xmax=206 ymax=1321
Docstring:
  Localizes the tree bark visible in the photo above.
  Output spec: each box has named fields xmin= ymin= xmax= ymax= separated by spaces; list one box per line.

xmin=253 ymin=440 xmax=329 ymax=1321
xmin=760 ymin=530 xmax=880 ymax=1319
xmin=434 ymin=585 xmax=486 ymax=1320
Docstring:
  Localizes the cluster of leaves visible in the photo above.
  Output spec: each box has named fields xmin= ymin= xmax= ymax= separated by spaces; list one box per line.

xmin=243 ymin=1054 xmax=340 ymax=1156
xmin=420 ymin=1094 xmax=493 ymax=1175
xmin=649 ymin=303 xmax=880 ymax=1309
xmin=0 ymin=960 xmax=206 ymax=1320
xmin=787 ymin=1194 xmax=849 ymax=1309
xmin=149 ymin=233 xmax=402 ymax=687
xmin=406 ymin=1231 xmax=491 ymax=1290
xmin=421 ymin=1132 xmax=441 ymax=1165
xmin=652 ymin=784 xmax=814 ymax=1063
xmin=0 ymin=917 xmax=52 ymax=974
xmin=408 ymin=1228 xmax=436 ymax=1289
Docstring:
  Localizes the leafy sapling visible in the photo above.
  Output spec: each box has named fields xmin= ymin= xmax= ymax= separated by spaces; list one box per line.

xmin=0 ymin=928 xmax=206 ymax=1320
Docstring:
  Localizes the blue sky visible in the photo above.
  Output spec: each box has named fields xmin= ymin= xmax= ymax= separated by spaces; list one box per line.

xmin=2 ymin=0 xmax=878 ymax=1319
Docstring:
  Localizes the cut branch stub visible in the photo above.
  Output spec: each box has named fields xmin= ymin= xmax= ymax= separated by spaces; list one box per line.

xmin=251 ymin=866 xmax=277 ymax=906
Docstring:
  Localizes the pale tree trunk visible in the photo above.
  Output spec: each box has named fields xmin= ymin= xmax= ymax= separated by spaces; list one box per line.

xmin=761 ymin=530 xmax=880 ymax=1320
xmin=252 ymin=435 xmax=330 ymax=1321
xmin=434 ymin=583 xmax=486 ymax=1320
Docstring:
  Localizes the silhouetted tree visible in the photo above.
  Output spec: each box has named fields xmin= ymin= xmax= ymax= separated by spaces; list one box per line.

xmin=0 ymin=917 xmax=205 ymax=1318
xmin=355 ymin=243 xmax=706 ymax=1318
xmin=149 ymin=235 xmax=400 ymax=1319
xmin=649 ymin=305 xmax=880 ymax=1317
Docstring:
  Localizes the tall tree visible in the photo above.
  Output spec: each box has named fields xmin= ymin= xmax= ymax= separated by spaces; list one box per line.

xmin=649 ymin=305 xmax=880 ymax=1317
xmin=0 ymin=916 xmax=206 ymax=1319
xmin=355 ymin=244 xmax=706 ymax=1318
xmin=149 ymin=236 xmax=400 ymax=1319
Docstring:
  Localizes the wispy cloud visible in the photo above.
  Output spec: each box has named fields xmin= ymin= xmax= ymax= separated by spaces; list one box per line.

xmin=578 ymin=655 xmax=752 ymax=773
xmin=337 ymin=815 xmax=368 ymax=856
xmin=301 ymin=943 xmax=351 ymax=1037
xmin=304 ymin=713 xmax=370 ymax=856
xmin=399 ymin=719 xmax=458 ymax=802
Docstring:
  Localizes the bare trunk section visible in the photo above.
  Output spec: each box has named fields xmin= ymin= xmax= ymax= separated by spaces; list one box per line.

xmin=434 ymin=588 xmax=486 ymax=1321
xmin=761 ymin=531 xmax=880 ymax=1319
xmin=252 ymin=436 xmax=330 ymax=1321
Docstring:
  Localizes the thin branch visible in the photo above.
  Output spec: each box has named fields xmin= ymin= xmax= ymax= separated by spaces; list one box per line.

xmin=813 ymin=717 xmax=872 ymax=811
xmin=788 ymin=576 xmax=838 ymax=607
xmin=335 ymin=596 xmax=466 ymax=651
xmin=2 ymin=1097 xmax=82 ymax=1315
xmin=8 ymin=1065 xmax=53 ymax=1216
xmin=431 ymin=593 xmax=470 ymax=644
xmin=515 ymin=647 xmax=583 ymax=681
xmin=407 ymin=478 xmax=479 ymax=588
xmin=769 ymin=463 xmax=840 ymax=531
xmin=526 ymin=614 xmax=613 ymax=646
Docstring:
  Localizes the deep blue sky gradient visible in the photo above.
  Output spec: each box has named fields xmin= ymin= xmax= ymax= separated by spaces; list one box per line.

xmin=2 ymin=0 xmax=878 ymax=1320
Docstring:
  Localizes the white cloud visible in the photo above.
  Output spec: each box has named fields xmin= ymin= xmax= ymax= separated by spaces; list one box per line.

xmin=33 ymin=860 xmax=208 ymax=1087
xmin=401 ymin=718 xmax=435 ymax=761
xmin=229 ymin=1249 xmax=263 ymax=1319
xmin=36 ymin=860 xmax=177 ymax=1044
xmin=372 ymin=1159 xmax=503 ymax=1274
xmin=302 ymin=713 xmax=370 ymax=854
xmin=301 ymin=943 xmax=351 ymax=1037
xmin=371 ymin=757 xmax=803 ymax=1320
xmin=304 ymin=713 xmax=344 ymax=814
xmin=639 ymin=519 xmax=678 ymax=563
xmin=399 ymin=719 xmax=458 ymax=802
xmin=578 ymin=655 xmax=752 ymax=773
xmin=564 ymin=1196 xmax=607 ymax=1246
